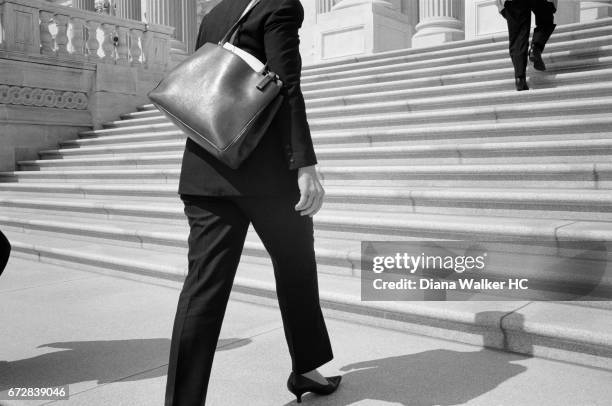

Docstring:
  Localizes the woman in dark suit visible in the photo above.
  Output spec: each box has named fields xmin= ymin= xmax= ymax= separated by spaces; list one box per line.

xmin=164 ymin=0 xmax=341 ymax=404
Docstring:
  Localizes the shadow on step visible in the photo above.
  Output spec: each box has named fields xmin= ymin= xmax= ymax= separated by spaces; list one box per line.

xmin=287 ymin=342 xmax=529 ymax=405
xmin=0 ymin=337 xmax=250 ymax=392
xmin=531 ymin=46 xmax=610 ymax=88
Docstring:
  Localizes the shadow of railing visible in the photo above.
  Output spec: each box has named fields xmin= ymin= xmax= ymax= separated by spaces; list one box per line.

xmin=0 ymin=337 xmax=250 ymax=394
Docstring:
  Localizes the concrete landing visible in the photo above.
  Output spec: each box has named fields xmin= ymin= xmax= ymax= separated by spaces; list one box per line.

xmin=0 ymin=258 xmax=610 ymax=406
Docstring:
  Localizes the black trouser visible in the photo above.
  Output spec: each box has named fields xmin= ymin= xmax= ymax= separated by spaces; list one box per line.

xmin=502 ymin=0 xmax=556 ymax=77
xmin=0 ymin=230 xmax=10 ymax=277
xmin=164 ymin=194 xmax=334 ymax=406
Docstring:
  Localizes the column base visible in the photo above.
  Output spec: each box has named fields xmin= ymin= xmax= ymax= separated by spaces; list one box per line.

xmin=412 ymin=17 xmax=465 ymax=48
xmin=555 ymin=1 xmax=581 ymax=25
xmin=580 ymin=1 xmax=612 ymax=21
xmin=314 ymin=1 xmax=413 ymax=61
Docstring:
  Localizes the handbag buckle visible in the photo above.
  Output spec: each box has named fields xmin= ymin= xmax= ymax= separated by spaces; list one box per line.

xmin=256 ymin=71 xmax=281 ymax=91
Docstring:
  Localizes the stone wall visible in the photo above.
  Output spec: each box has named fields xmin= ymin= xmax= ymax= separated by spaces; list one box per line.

xmin=0 ymin=0 xmax=174 ymax=171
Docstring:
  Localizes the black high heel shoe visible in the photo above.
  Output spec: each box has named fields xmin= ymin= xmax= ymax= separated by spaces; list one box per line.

xmin=286 ymin=371 xmax=342 ymax=403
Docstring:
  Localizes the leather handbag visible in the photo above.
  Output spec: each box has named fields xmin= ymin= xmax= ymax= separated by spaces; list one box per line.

xmin=147 ymin=0 xmax=284 ymax=169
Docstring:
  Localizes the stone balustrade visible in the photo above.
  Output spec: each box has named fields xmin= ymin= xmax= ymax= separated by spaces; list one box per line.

xmin=0 ymin=0 xmax=174 ymax=71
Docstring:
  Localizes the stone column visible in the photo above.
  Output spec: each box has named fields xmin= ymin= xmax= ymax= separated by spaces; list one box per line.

xmin=146 ymin=0 xmax=199 ymax=54
xmin=412 ymin=0 xmax=464 ymax=47
xmin=581 ymin=0 xmax=612 ymax=20
xmin=145 ymin=0 xmax=175 ymax=26
xmin=115 ymin=0 xmax=142 ymax=20
xmin=179 ymin=0 xmax=198 ymax=52
xmin=72 ymin=0 xmax=95 ymax=11
xmin=317 ymin=0 xmax=336 ymax=14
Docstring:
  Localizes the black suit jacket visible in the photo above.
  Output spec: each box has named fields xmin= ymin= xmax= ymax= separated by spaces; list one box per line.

xmin=178 ymin=0 xmax=317 ymax=197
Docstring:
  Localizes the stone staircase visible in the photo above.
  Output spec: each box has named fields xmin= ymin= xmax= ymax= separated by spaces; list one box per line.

xmin=2 ymin=18 xmax=612 ymax=369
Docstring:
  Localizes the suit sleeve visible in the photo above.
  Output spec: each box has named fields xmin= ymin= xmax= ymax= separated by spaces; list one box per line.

xmin=263 ymin=0 xmax=317 ymax=170
xmin=194 ymin=13 xmax=208 ymax=51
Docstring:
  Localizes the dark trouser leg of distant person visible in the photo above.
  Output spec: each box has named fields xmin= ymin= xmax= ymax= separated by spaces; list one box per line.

xmin=529 ymin=0 xmax=556 ymax=71
xmin=502 ymin=0 xmax=556 ymax=91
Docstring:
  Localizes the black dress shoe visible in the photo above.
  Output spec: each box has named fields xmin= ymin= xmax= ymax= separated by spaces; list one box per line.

xmin=529 ymin=45 xmax=546 ymax=71
xmin=515 ymin=76 xmax=529 ymax=91
xmin=287 ymin=372 xmax=342 ymax=403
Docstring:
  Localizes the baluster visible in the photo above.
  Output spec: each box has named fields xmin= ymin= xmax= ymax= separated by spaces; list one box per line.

xmin=0 ymin=8 xmax=3 ymax=50
xmin=40 ymin=11 xmax=55 ymax=55
xmin=101 ymin=23 xmax=116 ymax=63
xmin=129 ymin=28 xmax=143 ymax=66
xmin=85 ymin=20 xmax=100 ymax=60
xmin=116 ymin=26 xmax=129 ymax=65
xmin=54 ymin=14 xmax=70 ymax=57
xmin=70 ymin=17 xmax=86 ymax=57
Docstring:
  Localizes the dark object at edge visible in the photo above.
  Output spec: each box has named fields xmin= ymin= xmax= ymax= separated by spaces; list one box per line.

xmin=0 ymin=230 xmax=10 ymax=276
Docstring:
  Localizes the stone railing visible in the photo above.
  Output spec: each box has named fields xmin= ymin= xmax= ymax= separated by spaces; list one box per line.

xmin=0 ymin=0 xmax=175 ymax=71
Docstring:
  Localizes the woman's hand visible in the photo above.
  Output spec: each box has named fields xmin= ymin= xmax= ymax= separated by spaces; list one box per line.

xmin=295 ymin=165 xmax=325 ymax=217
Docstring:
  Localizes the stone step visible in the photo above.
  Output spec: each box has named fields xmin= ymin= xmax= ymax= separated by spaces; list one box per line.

xmin=305 ymin=68 xmax=612 ymax=110
xmin=301 ymin=37 xmax=612 ymax=85
xmin=24 ymin=138 xmax=612 ymax=169
xmin=5 ymin=229 xmax=612 ymax=369
xmin=2 ymin=225 xmax=348 ymax=277
xmin=2 ymin=209 xmax=612 ymax=301
xmin=3 ymin=185 xmax=612 ymax=221
xmin=4 ymin=162 xmax=612 ymax=189
xmin=0 ymin=211 xmax=364 ymax=277
xmin=311 ymin=115 xmax=612 ymax=147
xmin=3 ymin=206 xmax=612 ymax=249
xmin=318 ymin=163 xmax=612 ymax=189
xmin=301 ymin=19 xmax=612 ymax=74
xmin=0 ymin=183 xmax=179 ymax=200
xmin=76 ymin=109 xmax=612 ymax=142
xmin=303 ymin=57 xmax=612 ymax=99
xmin=129 ymin=39 xmax=612 ymax=123
xmin=307 ymin=82 xmax=612 ymax=119
xmin=120 ymin=81 xmax=612 ymax=123
xmin=109 ymin=84 xmax=612 ymax=148
xmin=305 ymin=138 xmax=612 ymax=166
xmin=66 ymin=121 xmax=612 ymax=153
xmin=315 ymin=187 xmax=612 ymax=221
xmin=100 ymin=98 xmax=612 ymax=135
xmin=62 ymin=129 xmax=187 ymax=149
xmin=300 ymin=44 xmax=612 ymax=91
xmin=132 ymin=66 xmax=612 ymax=119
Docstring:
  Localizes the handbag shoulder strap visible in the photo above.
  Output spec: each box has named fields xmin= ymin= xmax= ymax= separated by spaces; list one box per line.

xmin=219 ymin=0 xmax=261 ymax=45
